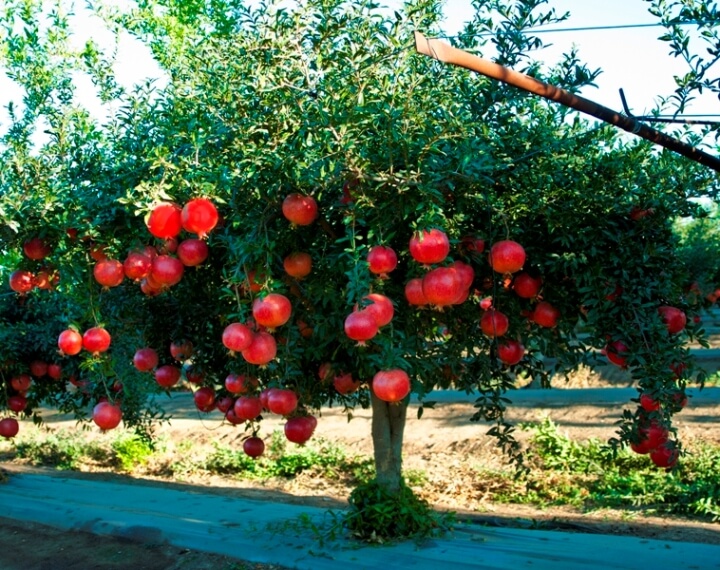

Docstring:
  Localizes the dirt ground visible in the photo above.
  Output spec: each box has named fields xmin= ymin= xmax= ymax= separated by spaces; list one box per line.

xmin=3 ymin=366 xmax=720 ymax=568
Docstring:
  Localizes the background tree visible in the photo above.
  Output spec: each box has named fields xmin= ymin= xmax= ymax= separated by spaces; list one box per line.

xmin=0 ymin=0 xmax=718 ymax=539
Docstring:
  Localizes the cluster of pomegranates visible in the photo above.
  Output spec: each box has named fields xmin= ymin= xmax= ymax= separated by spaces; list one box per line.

xmin=8 ymin=237 xmax=59 ymax=295
xmin=91 ymin=198 xmax=218 ymax=296
xmin=0 ymin=360 xmax=66 ymax=439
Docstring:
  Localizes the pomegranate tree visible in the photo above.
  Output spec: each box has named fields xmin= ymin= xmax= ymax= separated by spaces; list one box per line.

xmin=0 ymin=0 xmax=714 ymax=542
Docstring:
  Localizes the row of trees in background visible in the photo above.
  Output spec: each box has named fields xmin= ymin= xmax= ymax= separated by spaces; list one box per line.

xmin=0 ymin=0 xmax=718 ymax=537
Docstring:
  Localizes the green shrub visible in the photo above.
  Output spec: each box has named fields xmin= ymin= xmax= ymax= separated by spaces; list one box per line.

xmin=12 ymin=430 xmax=106 ymax=470
xmin=111 ymin=434 xmax=155 ymax=471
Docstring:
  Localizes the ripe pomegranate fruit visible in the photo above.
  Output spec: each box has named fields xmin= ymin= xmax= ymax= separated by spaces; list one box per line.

xmin=29 ymin=360 xmax=48 ymax=378
xmin=23 ymin=237 xmax=52 ymax=260
xmin=93 ymin=259 xmax=124 ymax=287
xmin=498 ymin=339 xmax=525 ymax=365
xmin=92 ymin=402 xmax=123 ymax=430
xmin=488 ymin=240 xmax=526 ymax=274
xmin=283 ymin=252 xmax=312 ymax=279
xmin=344 ymin=310 xmax=378 ymax=345
xmin=225 ymin=374 xmax=258 ymax=394
xmin=82 ymin=327 xmax=111 ymax=355
xmin=650 ymin=442 xmax=679 ymax=469
xmin=193 ymin=387 xmax=216 ymax=412
xmin=234 ymin=396 xmax=263 ymax=420
xmin=422 ymin=266 xmax=462 ymax=308
xmin=531 ymin=301 xmax=560 ymax=328
xmin=123 ymin=251 xmax=152 ymax=281
xmin=267 ymin=389 xmax=299 ymax=415
xmin=284 ymin=416 xmax=317 ymax=444
xmin=177 ymin=239 xmax=209 ymax=266
xmin=241 ymin=331 xmax=277 ymax=365
xmin=11 ymin=374 xmax=31 ymax=392
xmin=282 ymin=193 xmax=318 ymax=226
xmin=222 ymin=323 xmax=254 ymax=353
xmin=605 ymin=340 xmax=629 ymax=368
xmin=170 ymin=339 xmax=193 ymax=361
xmin=147 ymin=202 xmax=182 ymax=239
xmin=372 ymin=369 xmax=411 ymax=403
xmin=252 ymin=294 xmax=292 ymax=329
xmin=150 ymin=255 xmax=184 ymax=287
xmin=513 ymin=272 xmax=542 ymax=298
xmin=362 ymin=293 xmax=394 ymax=327
xmin=367 ymin=245 xmax=398 ymax=277
xmin=58 ymin=329 xmax=83 ymax=356
xmin=480 ymin=309 xmax=509 ymax=337
xmin=181 ymin=197 xmax=219 ymax=238
xmin=658 ymin=305 xmax=686 ymax=334
xmin=334 ymin=372 xmax=361 ymax=395
xmin=405 ymin=278 xmax=428 ymax=306
xmin=0 ymin=418 xmax=20 ymax=439
xmin=9 ymin=270 xmax=35 ymax=294
xmin=243 ymin=437 xmax=265 ymax=458
xmin=155 ymin=365 xmax=181 ymax=388
xmin=409 ymin=228 xmax=450 ymax=265
xmin=133 ymin=348 xmax=159 ymax=372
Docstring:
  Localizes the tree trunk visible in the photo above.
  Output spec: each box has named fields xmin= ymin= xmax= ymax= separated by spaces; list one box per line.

xmin=370 ymin=392 xmax=408 ymax=494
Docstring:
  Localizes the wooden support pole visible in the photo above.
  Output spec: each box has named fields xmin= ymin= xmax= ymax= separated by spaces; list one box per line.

xmin=414 ymin=32 xmax=720 ymax=173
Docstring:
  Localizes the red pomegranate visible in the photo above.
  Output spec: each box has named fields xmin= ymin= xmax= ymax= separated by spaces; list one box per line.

xmin=92 ymin=402 xmax=122 ymax=430
xmin=225 ymin=374 xmax=258 ymax=394
xmin=9 ymin=270 xmax=35 ymax=294
xmin=58 ymin=328 xmax=83 ymax=356
xmin=498 ymin=339 xmax=525 ymax=365
xmin=155 ymin=365 xmax=181 ymax=388
xmin=0 ymin=418 xmax=20 ymax=439
xmin=513 ymin=272 xmax=542 ymax=298
xmin=334 ymin=372 xmax=361 ymax=395
xmin=181 ymin=197 xmax=219 ymax=238
xmin=147 ymin=202 xmax=182 ymax=239
xmin=133 ymin=348 xmax=159 ymax=372
xmin=409 ymin=228 xmax=450 ymax=265
xmin=480 ymin=309 xmax=509 ymax=337
xmin=252 ymin=294 xmax=292 ymax=329
xmin=488 ymin=240 xmax=526 ymax=274
xmin=367 ymin=245 xmax=398 ymax=277
xmin=241 ymin=331 xmax=277 ymax=365
xmin=123 ymin=251 xmax=152 ymax=281
xmin=177 ymin=239 xmax=209 ymax=266
xmin=170 ymin=339 xmax=193 ymax=361
xmin=605 ymin=340 xmax=629 ymax=368
xmin=344 ymin=310 xmax=379 ymax=345
xmin=150 ymin=255 xmax=184 ymax=287
xmin=362 ymin=293 xmax=394 ymax=327
xmin=267 ymin=389 xmax=298 ymax=415
xmin=82 ymin=327 xmax=111 ymax=355
xmin=193 ymin=387 xmax=216 ymax=412
xmin=243 ymin=437 xmax=265 ymax=458
xmin=222 ymin=323 xmax=254 ymax=353
xmin=658 ymin=305 xmax=686 ymax=334
xmin=23 ymin=237 xmax=52 ymax=260
xmin=93 ymin=259 xmax=124 ymax=288
xmin=234 ymin=396 xmax=263 ymax=420
xmin=422 ymin=266 xmax=462 ymax=308
xmin=284 ymin=416 xmax=317 ymax=444
xmin=405 ymin=278 xmax=428 ymax=306
xmin=372 ymin=369 xmax=411 ymax=403
xmin=531 ymin=301 xmax=560 ymax=328
xmin=283 ymin=252 xmax=312 ymax=279
xmin=282 ymin=193 xmax=318 ymax=226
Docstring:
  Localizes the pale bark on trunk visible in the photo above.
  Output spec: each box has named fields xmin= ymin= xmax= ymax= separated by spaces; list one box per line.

xmin=370 ymin=392 xmax=408 ymax=494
